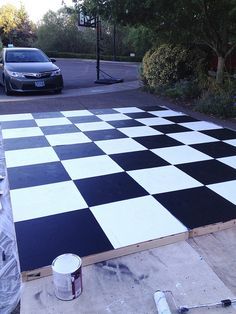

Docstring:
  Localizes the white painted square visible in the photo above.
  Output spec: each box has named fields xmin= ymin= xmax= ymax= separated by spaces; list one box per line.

xmin=180 ymin=121 xmax=222 ymax=131
xmin=2 ymin=127 xmax=43 ymax=139
xmin=152 ymin=145 xmax=212 ymax=165
xmin=11 ymin=181 xmax=87 ymax=222
xmin=128 ymin=165 xmax=202 ymax=194
xmin=35 ymin=117 xmax=72 ymax=127
xmin=97 ymin=113 xmax=131 ymax=121
xmin=46 ymin=132 xmax=91 ymax=146
xmin=5 ymin=147 xmax=59 ymax=167
xmin=137 ymin=117 xmax=173 ymax=126
xmin=208 ymin=180 xmax=236 ymax=205
xmin=62 ymin=155 xmax=123 ymax=180
xmin=95 ymin=138 xmax=146 ymax=154
xmin=75 ymin=121 xmax=114 ymax=132
xmin=118 ymin=126 xmax=162 ymax=137
xmin=218 ymin=156 xmax=236 ymax=169
xmin=150 ymin=110 xmax=185 ymax=117
xmin=91 ymin=196 xmax=187 ymax=248
xmin=224 ymin=139 xmax=236 ymax=147
xmin=114 ymin=107 xmax=144 ymax=113
xmin=0 ymin=113 xmax=33 ymax=122
xmin=61 ymin=110 xmax=93 ymax=117
xmin=168 ymin=131 xmax=218 ymax=145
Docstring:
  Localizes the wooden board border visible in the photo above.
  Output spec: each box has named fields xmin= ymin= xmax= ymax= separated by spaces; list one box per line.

xmin=22 ymin=231 xmax=188 ymax=282
xmin=189 ymin=219 xmax=236 ymax=238
xmin=21 ymin=219 xmax=236 ymax=282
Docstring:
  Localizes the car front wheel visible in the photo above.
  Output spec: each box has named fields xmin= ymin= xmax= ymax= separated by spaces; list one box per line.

xmin=54 ymin=88 xmax=62 ymax=94
xmin=4 ymin=79 xmax=13 ymax=96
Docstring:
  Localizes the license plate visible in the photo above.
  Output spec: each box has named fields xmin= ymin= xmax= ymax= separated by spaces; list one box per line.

xmin=35 ymin=81 xmax=45 ymax=87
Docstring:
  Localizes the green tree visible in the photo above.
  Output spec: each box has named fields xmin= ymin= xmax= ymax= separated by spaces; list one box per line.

xmin=0 ymin=4 xmax=35 ymax=47
xmin=36 ymin=6 xmax=138 ymax=57
xmin=14 ymin=4 xmax=36 ymax=46
xmin=0 ymin=4 xmax=17 ymax=45
xmin=36 ymin=8 xmax=96 ymax=53
xmin=78 ymin=0 xmax=236 ymax=84
xmin=124 ymin=26 xmax=156 ymax=57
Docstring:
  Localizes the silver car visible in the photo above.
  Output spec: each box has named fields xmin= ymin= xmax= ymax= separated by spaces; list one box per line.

xmin=0 ymin=47 xmax=64 ymax=95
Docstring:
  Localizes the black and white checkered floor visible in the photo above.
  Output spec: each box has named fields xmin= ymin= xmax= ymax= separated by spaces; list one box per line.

xmin=1 ymin=106 xmax=236 ymax=271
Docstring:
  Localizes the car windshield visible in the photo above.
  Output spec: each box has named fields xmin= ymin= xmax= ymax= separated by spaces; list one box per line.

xmin=5 ymin=50 xmax=49 ymax=63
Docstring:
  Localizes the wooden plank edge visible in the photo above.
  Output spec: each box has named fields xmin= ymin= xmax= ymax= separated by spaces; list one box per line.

xmin=83 ymin=231 xmax=188 ymax=266
xmin=22 ymin=231 xmax=188 ymax=282
xmin=189 ymin=219 xmax=236 ymax=238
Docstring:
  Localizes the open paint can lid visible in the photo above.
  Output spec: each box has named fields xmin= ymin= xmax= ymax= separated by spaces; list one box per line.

xmin=52 ymin=253 xmax=82 ymax=274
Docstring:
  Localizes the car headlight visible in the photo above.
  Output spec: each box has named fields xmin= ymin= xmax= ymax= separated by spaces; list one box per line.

xmin=6 ymin=70 xmax=25 ymax=78
xmin=51 ymin=69 xmax=61 ymax=76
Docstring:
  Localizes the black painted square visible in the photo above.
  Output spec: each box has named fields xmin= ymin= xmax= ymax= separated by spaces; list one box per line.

xmin=0 ymin=120 xmax=37 ymax=129
xmin=3 ymin=136 xmax=50 ymax=151
xmin=84 ymin=129 xmax=127 ymax=141
xmin=40 ymin=124 xmax=79 ymax=135
xmin=32 ymin=112 xmax=64 ymax=118
xmin=110 ymin=151 xmax=169 ymax=171
xmin=8 ymin=162 xmax=71 ymax=189
xmin=74 ymin=172 xmax=148 ymax=207
xmin=68 ymin=115 xmax=102 ymax=123
xmin=15 ymin=208 xmax=114 ymax=271
xmin=154 ymin=187 xmax=236 ymax=229
xmin=191 ymin=141 xmax=236 ymax=158
xmin=140 ymin=106 xmax=167 ymax=111
xmin=152 ymin=124 xmax=191 ymax=134
xmin=125 ymin=112 xmax=156 ymax=119
xmin=54 ymin=142 xmax=105 ymax=160
xmin=202 ymin=128 xmax=236 ymax=140
xmin=166 ymin=116 xmax=199 ymax=123
xmin=177 ymin=160 xmax=236 ymax=185
xmin=107 ymin=119 xmax=144 ymax=128
xmin=134 ymin=135 xmax=183 ymax=149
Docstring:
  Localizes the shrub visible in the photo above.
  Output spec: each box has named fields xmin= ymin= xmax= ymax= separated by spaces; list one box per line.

xmin=142 ymin=48 xmax=156 ymax=84
xmin=194 ymin=90 xmax=236 ymax=118
xmin=141 ymin=44 xmax=236 ymax=119
xmin=164 ymin=80 xmax=201 ymax=100
xmin=142 ymin=44 xmax=204 ymax=88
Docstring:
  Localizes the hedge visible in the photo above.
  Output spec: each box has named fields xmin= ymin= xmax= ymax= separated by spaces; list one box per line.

xmin=46 ymin=51 xmax=142 ymax=62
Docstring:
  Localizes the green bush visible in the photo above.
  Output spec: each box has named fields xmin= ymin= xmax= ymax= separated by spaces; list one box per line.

xmin=45 ymin=51 xmax=142 ymax=62
xmin=194 ymin=90 xmax=236 ymax=118
xmin=142 ymin=44 xmax=202 ymax=88
xmin=164 ymin=80 xmax=201 ymax=100
xmin=141 ymin=44 xmax=236 ymax=119
xmin=142 ymin=48 xmax=155 ymax=84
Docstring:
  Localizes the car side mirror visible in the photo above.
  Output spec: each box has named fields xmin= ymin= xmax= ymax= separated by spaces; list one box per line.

xmin=51 ymin=58 xmax=56 ymax=63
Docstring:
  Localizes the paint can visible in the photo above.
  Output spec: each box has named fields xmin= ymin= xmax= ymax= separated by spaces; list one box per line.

xmin=52 ymin=253 xmax=82 ymax=301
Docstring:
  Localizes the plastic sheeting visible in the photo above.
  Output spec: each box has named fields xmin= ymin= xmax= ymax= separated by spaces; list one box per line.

xmin=0 ymin=130 xmax=21 ymax=314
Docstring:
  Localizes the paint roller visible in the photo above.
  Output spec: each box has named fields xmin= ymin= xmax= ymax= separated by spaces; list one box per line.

xmin=154 ymin=290 xmax=236 ymax=313
xmin=154 ymin=290 xmax=172 ymax=314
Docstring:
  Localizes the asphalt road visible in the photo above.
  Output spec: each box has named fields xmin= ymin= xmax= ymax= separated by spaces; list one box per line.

xmin=0 ymin=59 xmax=139 ymax=96
xmin=58 ymin=59 xmax=139 ymax=89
